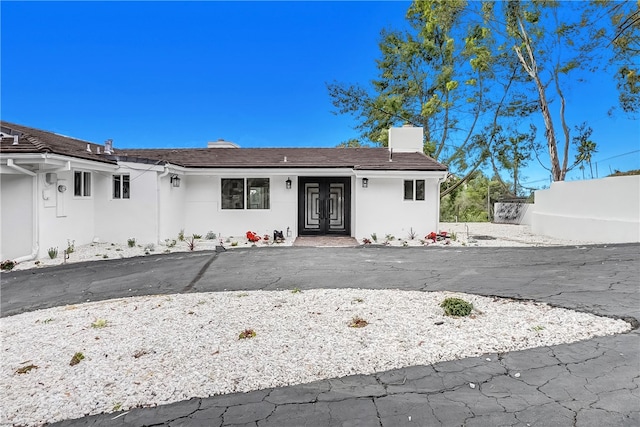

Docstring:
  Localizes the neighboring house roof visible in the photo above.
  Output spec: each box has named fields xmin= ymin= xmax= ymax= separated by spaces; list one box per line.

xmin=0 ymin=121 xmax=447 ymax=171
xmin=0 ymin=121 xmax=117 ymax=165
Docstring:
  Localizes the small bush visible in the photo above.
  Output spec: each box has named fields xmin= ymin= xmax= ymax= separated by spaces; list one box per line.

xmin=165 ymin=239 xmax=177 ymax=248
xmin=187 ymin=236 xmax=196 ymax=251
xmin=91 ymin=319 xmax=108 ymax=328
xmin=440 ymin=297 xmax=473 ymax=317
xmin=238 ymin=329 xmax=256 ymax=339
xmin=127 ymin=238 xmax=136 ymax=247
xmin=1 ymin=260 xmax=16 ymax=271
xmin=192 ymin=233 xmax=202 ymax=239
xmin=408 ymin=227 xmax=417 ymax=240
xmin=48 ymin=247 xmax=58 ymax=259
xmin=205 ymin=231 xmax=217 ymax=240
xmin=178 ymin=229 xmax=185 ymax=241
xmin=349 ymin=316 xmax=369 ymax=328
xmin=69 ymin=352 xmax=85 ymax=366
xmin=66 ymin=239 xmax=75 ymax=254
xmin=370 ymin=233 xmax=377 ymax=242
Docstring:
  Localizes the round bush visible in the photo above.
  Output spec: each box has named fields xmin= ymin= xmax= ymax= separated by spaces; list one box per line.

xmin=440 ymin=297 xmax=473 ymax=317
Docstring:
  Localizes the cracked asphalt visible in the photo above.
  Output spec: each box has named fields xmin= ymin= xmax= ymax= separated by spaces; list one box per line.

xmin=2 ymin=244 xmax=639 ymax=426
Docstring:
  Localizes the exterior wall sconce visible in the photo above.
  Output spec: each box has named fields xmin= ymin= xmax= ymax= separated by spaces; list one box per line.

xmin=362 ymin=178 xmax=369 ymax=188
xmin=286 ymin=177 xmax=292 ymax=189
xmin=58 ymin=184 xmax=67 ymax=193
xmin=170 ymin=175 xmax=181 ymax=188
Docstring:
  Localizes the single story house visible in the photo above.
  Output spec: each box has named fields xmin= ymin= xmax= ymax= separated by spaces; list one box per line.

xmin=0 ymin=121 xmax=448 ymax=261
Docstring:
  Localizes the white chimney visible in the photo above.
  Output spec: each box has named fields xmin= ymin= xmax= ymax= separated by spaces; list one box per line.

xmin=388 ymin=125 xmax=423 ymax=153
xmin=104 ymin=139 xmax=113 ymax=155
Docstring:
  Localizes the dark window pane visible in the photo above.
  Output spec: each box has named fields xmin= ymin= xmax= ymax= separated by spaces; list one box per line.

xmin=416 ymin=180 xmax=425 ymax=200
xmin=247 ymin=178 xmax=269 ymax=209
xmin=122 ymin=175 xmax=130 ymax=199
xmin=74 ymin=172 xmax=82 ymax=196
xmin=404 ymin=180 xmax=413 ymax=200
xmin=83 ymin=172 xmax=91 ymax=196
xmin=221 ymin=178 xmax=244 ymax=209
xmin=113 ymin=175 xmax=121 ymax=199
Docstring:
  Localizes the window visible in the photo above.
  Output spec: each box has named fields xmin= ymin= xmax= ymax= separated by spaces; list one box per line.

xmin=247 ymin=178 xmax=270 ymax=209
xmin=113 ymin=174 xmax=130 ymax=199
xmin=221 ymin=178 xmax=270 ymax=210
xmin=404 ymin=180 xmax=425 ymax=201
xmin=74 ymin=171 xmax=91 ymax=197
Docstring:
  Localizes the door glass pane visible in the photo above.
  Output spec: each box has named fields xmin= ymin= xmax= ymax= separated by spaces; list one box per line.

xmin=328 ymin=183 xmax=345 ymax=230
xmin=304 ymin=183 xmax=320 ymax=229
xmin=416 ymin=180 xmax=425 ymax=200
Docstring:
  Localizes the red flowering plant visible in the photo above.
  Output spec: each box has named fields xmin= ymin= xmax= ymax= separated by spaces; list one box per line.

xmin=426 ymin=232 xmax=438 ymax=243
xmin=246 ymin=231 xmax=261 ymax=243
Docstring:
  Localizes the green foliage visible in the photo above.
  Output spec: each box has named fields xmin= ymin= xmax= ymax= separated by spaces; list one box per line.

xmin=205 ymin=231 xmax=217 ymax=240
xmin=48 ymin=247 xmax=58 ymax=259
xmin=178 ymin=229 xmax=185 ymax=241
xmin=370 ymin=233 xmax=378 ymax=242
xmin=238 ymin=329 xmax=256 ymax=339
xmin=66 ymin=239 xmax=75 ymax=254
xmin=1 ymin=260 xmax=16 ymax=271
xmin=16 ymin=364 xmax=39 ymax=374
xmin=349 ymin=316 xmax=369 ymax=328
xmin=127 ymin=238 xmax=136 ymax=247
xmin=440 ymin=171 xmax=514 ymax=222
xmin=69 ymin=352 xmax=85 ymax=366
xmin=192 ymin=234 xmax=202 ymax=239
xmin=440 ymin=297 xmax=473 ymax=317
xmin=91 ymin=319 xmax=108 ymax=328
xmin=165 ymin=239 xmax=177 ymax=248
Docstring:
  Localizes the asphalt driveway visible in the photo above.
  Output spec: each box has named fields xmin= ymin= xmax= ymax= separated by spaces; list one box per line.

xmin=2 ymin=244 xmax=639 ymax=426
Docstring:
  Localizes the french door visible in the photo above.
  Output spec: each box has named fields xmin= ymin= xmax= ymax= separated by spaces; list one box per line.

xmin=298 ymin=177 xmax=351 ymax=235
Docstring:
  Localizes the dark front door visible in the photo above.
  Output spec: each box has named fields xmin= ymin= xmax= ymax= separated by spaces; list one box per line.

xmin=298 ymin=177 xmax=351 ymax=235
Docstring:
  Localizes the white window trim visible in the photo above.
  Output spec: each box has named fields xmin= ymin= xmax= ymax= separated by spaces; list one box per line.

xmin=220 ymin=177 xmax=271 ymax=211
xmin=73 ymin=170 xmax=92 ymax=198
xmin=112 ymin=174 xmax=130 ymax=200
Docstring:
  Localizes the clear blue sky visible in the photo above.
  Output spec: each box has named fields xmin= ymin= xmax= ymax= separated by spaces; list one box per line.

xmin=2 ymin=1 xmax=638 ymax=188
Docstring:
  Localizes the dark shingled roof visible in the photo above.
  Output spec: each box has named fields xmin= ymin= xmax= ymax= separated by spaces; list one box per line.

xmin=0 ymin=121 xmax=116 ymax=164
xmin=1 ymin=121 xmax=447 ymax=171
xmin=118 ymin=147 xmax=447 ymax=171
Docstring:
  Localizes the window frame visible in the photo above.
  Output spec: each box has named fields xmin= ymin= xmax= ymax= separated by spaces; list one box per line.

xmin=73 ymin=171 xmax=92 ymax=198
xmin=403 ymin=179 xmax=426 ymax=201
xmin=113 ymin=174 xmax=130 ymax=199
xmin=221 ymin=178 xmax=270 ymax=210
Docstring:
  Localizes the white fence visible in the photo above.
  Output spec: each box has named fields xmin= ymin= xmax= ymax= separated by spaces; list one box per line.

xmin=530 ymin=175 xmax=640 ymax=243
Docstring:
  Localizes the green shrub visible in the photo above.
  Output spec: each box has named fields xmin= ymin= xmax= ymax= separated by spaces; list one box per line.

xmin=1 ymin=260 xmax=16 ymax=271
xmin=48 ymin=247 xmax=58 ymax=259
xmin=440 ymin=297 xmax=473 ymax=317
xmin=127 ymin=238 xmax=136 ymax=247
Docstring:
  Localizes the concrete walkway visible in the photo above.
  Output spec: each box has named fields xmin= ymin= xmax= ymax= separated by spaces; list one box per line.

xmin=2 ymin=244 xmax=639 ymax=426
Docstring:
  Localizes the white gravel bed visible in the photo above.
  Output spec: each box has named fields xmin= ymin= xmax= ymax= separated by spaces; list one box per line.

xmin=1 ymin=289 xmax=631 ymax=426
xmin=7 ymin=223 xmax=596 ymax=273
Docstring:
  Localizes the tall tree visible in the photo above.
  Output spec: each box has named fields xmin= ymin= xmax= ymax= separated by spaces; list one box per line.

xmin=327 ymin=0 xmax=500 ymax=178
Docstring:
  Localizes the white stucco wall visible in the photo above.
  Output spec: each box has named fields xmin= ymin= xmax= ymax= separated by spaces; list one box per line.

xmin=38 ymin=169 xmax=97 ymax=257
xmin=94 ymin=163 xmax=159 ymax=246
xmin=354 ymin=176 xmax=442 ymax=241
xmin=1 ymin=174 xmax=34 ymax=260
xmin=182 ymin=174 xmax=298 ymax=241
xmin=532 ymin=175 xmax=640 ymax=243
xmin=159 ymin=173 xmax=187 ymax=242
